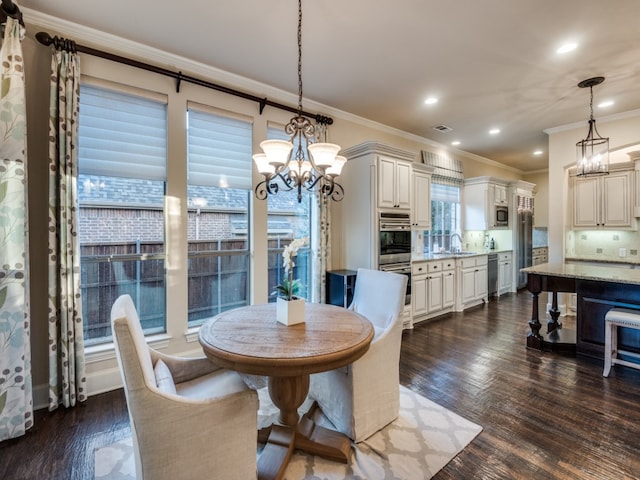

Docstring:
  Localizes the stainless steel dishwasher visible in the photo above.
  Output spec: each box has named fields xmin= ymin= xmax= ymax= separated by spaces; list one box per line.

xmin=487 ymin=253 xmax=498 ymax=297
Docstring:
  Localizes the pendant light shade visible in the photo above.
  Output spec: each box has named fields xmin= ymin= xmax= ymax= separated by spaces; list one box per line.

xmin=576 ymin=77 xmax=609 ymax=177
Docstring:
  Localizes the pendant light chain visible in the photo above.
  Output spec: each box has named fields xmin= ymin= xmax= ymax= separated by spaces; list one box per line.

xmin=297 ymin=0 xmax=303 ymax=115
xmin=589 ymin=85 xmax=594 ymax=122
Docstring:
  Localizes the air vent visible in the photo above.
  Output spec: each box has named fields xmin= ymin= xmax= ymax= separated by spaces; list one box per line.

xmin=432 ymin=124 xmax=453 ymax=133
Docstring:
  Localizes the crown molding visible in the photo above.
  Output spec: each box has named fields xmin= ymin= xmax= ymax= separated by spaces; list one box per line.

xmin=544 ymin=108 xmax=640 ymax=135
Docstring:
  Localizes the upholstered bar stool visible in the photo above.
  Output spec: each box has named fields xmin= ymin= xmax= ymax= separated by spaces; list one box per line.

xmin=603 ymin=307 xmax=640 ymax=377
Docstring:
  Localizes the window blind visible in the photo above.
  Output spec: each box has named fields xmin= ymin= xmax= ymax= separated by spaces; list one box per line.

xmin=421 ymin=150 xmax=464 ymax=186
xmin=78 ymin=84 xmax=167 ymax=181
xmin=431 ymin=183 xmax=460 ymax=203
xmin=188 ymin=106 xmax=252 ymax=190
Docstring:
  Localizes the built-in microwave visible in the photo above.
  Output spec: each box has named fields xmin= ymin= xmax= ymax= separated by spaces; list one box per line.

xmin=495 ymin=205 xmax=509 ymax=227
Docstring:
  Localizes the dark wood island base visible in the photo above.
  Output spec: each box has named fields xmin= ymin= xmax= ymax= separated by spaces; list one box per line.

xmin=523 ymin=263 xmax=640 ymax=359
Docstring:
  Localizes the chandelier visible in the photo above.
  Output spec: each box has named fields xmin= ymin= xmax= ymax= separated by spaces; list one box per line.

xmin=576 ymin=76 xmax=609 ymax=177
xmin=253 ymin=0 xmax=345 ymax=203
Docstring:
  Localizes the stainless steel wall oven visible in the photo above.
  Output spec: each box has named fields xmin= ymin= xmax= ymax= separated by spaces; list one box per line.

xmin=378 ymin=212 xmax=411 ymax=305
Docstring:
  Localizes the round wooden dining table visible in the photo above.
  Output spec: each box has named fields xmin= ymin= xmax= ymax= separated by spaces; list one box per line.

xmin=198 ymin=302 xmax=374 ymax=480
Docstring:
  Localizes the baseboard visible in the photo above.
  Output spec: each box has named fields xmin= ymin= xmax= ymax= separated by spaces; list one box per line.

xmin=32 ymin=348 xmax=204 ymax=411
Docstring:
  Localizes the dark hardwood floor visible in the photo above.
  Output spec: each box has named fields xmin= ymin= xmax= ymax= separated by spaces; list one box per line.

xmin=2 ymin=290 xmax=640 ymax=479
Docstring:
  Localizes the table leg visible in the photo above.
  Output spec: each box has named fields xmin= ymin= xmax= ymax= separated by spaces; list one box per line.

xmin=258 ymin=375 xmax=352 ymax=480
xmin=547 ymin=291 xmax=563 ymax=333
xmin=527 ymin=291 xmax=544 ymax=349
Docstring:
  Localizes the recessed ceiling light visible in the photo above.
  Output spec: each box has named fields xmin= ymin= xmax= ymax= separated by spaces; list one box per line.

xmin=451 ymin=141 xmax=461 ymax=146
xmin=489 ymin=128 xmax=500 ymax=135
xmin=598 ymin=100 xmax=614 ymax=108
xmin=557 ymin=42 xmax=578 ymax=54
xmin=533 ymin=150 xmax=543 ymax=156
xmin=424 ymin=97 xmax=439 ymax=105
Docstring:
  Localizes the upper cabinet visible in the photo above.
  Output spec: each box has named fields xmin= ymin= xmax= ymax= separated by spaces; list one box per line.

xmin=570 ymin=165 xmax=636 ymax=230
xmin=378 ymin=157 xmax=412 ymax=210
xmin=494 ymin=184 xmax=508 ymax=205
xmin=630 ymin=151 xmax=640 ymax=217
xmin=464 ymin=177 xmax=511 ymax=230
xmin=411 ymin=164 xmax=432 ymax=229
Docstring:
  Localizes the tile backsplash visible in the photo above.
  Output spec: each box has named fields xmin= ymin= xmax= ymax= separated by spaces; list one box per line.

xmin=533 ymin=227 xmax=548 ymax=248
xmin=566 ymin=230 xmax=640 ymax=260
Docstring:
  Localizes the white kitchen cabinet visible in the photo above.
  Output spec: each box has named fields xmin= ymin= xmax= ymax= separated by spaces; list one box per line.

xmin=532 ymin=247 xmax=548 ymax=266
xmin=497 ymin=251 xmax=512 ymax=296
xmin=572 ymin=169 xmax=635 ymax=229
xmin=463 ymin=176 xmax=510 ymax=230
xmin=442 ymin=261 xmax=456 ymax=309
xmin=378 ymin=156 xmax=411 ymax=210
xmin=630 ymin=151 xmax=640 ymax=216
xmin=412 ymin=258 xmax=455 ymax=323
xmin=494 ymin=184 xmax=508 ymax=205
xmin=456 ymin=255 xmax=488 ymax=311
xmin=411 ymin=165 xmax=432 ymax=229
xmin=427 ymin=270 xmax=443 ymax=313
xmin=412 ymin=263 xmax=428 ymax=318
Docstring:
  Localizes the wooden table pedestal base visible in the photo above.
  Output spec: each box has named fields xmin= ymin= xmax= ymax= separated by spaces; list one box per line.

xmin=257 ymin=376 xmax=351 ymax=480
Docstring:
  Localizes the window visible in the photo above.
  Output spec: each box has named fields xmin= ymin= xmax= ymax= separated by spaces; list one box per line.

xmin=78 ymin=83 xmax=168 ymax=345
xmin=428 ymin=183 xmax=461 ymax=252
xmin=421 ymin=151 xmax=464 ymax=253
xmin=186 ymin=104 xmax=252 ymax=326
xmin=265 ymin=124 xmax=313 ymax=302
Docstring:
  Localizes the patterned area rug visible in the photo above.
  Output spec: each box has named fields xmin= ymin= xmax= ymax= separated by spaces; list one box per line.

xmin=95 ymin=385 xmax=482 ymax=480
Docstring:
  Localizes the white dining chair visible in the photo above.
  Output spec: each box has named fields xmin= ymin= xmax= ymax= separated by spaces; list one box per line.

xmin=111 ymin=294 xmax=258 ymax=480
xmin=309 ymin=268 xmax=407 ymax=442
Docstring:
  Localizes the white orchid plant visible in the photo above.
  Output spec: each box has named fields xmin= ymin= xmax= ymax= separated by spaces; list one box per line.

xmin=274 ymin=237 xmax=308 ymax=301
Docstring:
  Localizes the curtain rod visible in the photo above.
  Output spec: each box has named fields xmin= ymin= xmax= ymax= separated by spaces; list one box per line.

xmin=1 ymin=0 xmax=24 ymax=26
xmin=34 ymin=31 xmax=333 ymax=125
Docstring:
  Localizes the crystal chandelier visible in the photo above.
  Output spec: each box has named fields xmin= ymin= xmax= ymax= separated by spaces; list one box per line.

xmin=576 ymin=76 xmax=609 ymax=177
xmin=253 ymin=0 xmax=345 ymax=203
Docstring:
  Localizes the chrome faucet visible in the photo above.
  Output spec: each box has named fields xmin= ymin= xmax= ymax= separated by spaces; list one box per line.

xmin=449 ymin=233 xmax=463 ymax=253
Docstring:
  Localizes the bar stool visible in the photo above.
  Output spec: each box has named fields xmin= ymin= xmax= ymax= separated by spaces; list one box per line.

xmin=603 ymin=307 xmax=640 ymax=377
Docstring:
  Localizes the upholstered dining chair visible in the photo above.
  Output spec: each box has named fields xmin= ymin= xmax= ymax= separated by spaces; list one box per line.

xmin=309 ymin=268 xmax=407 ymax=442
xmin=111 ymin=294 xmax=258 ymax=480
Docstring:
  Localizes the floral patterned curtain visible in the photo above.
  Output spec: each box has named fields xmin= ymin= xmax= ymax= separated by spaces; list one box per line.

xmin=0 ymin=16 xmax=32 ymax=442
xmin=312 ymin=192 xmax=331 ymax=303
xmin=47 ymin=44 xmax=86 ymax=410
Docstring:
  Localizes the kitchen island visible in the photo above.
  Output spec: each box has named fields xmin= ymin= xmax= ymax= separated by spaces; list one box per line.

xmin=521 ymin=263 xmax=640 ymax=358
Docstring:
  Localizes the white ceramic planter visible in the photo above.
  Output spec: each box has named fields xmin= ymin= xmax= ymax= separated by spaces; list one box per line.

xmin=276 ymin=296 xmax=306 ymax=326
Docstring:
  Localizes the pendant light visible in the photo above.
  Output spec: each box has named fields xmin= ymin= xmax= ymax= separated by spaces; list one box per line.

xmin=576 ymin=76 xmax=609 ymax=177
xmin=253 ymin=0 xmax=345 ymax=203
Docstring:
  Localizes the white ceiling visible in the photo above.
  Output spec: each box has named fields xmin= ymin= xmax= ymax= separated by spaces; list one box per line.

xmin=17 ymin=0 xmax=640 ymax=172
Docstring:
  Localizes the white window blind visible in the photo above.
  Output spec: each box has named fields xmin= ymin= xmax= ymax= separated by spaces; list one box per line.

xmin=431 ymin=183 xmax=460 ymax=203
xmin=188 ymin=107 xmax=252 ymax=190
xmin=268 ymin=123 xmax=287 ymax=141
xmin=78 ymin=84 xmax=167 ymax=181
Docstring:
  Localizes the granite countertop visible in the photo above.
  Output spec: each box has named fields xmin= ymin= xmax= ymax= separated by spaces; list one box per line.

xmin=565 ymin=255 xmax=640 ymax=266
xmin=521 ymin=262 xmax=640 ymax=286
xmin=412 ymin=250 xmax=511 ymax=262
